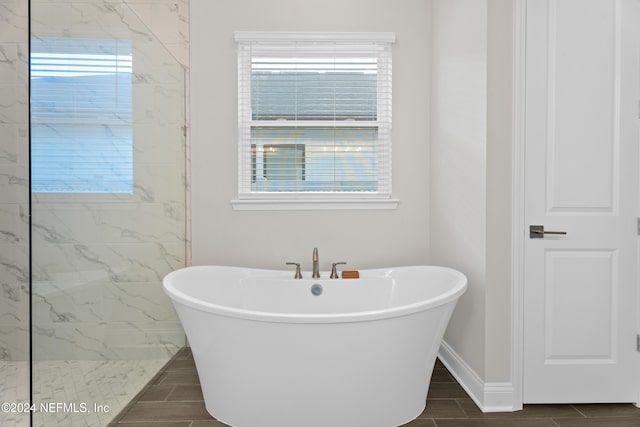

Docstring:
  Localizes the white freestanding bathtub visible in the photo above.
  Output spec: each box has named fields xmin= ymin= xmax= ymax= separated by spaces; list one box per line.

xmin=163 ymin=265 xmax=467 ymax=427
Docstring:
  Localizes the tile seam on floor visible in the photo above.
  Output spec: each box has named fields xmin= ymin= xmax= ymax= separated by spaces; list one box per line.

xmin=109 ymin=350 xmax=187 ymax=425
xmin=568 ymin=404 xmax=587 ymax=418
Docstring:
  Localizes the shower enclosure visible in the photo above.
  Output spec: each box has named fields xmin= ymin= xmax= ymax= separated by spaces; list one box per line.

xmin=1 ymin=1 xmax=188 ymax=425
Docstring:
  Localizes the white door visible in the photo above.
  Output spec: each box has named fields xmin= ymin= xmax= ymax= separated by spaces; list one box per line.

xmin=523 ymin=0 xmax=640 ymax=403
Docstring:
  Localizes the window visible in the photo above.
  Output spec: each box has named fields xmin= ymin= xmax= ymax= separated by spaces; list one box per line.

xmin=233 ymin=32 xmax=397 ymax=210
xmin=31 ymin=37 xmax=133 ymax=194
xmin=260 ymin=143 xmax=306 ymax=184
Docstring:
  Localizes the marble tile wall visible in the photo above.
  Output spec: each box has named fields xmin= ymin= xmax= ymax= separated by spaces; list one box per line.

xmin=30 ymin=0 xmax=189 ymax=362
xmin=0 ymin=0 xmax=30 ymax=364
xmin=0 ymin=0 xmax=31 ymax=425
xmin=0 ymin=0 xmax=191 ymax=422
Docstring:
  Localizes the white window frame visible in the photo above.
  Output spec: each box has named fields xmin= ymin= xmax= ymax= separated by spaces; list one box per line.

xmin=231 ymin=31 xmax=399 ymax=210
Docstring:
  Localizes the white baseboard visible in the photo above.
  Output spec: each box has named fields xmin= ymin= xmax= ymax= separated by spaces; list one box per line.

xmin=437 ymin=340 xmax=518 ymax=412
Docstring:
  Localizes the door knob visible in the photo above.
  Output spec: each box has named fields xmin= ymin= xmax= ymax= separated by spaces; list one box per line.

xmin=529 ymin=225 xmax=567 ymax=239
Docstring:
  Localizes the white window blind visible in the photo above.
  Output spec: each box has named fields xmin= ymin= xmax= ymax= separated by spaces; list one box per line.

xmin=235 ymin=32 xmax=394 ymax=204
xmin=31 ymin=37 xmax=133 ymax=193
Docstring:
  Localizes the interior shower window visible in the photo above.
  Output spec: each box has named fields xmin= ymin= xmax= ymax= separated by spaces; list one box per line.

xmin=235 ymin=32 xmax=393 ymax=200
xmin=30 ymin=37 xmax=133 ymax=193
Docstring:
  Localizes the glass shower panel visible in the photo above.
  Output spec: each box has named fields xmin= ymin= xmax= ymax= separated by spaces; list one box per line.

xmin=0 ymin=1 xmax=30 ymax=426
xmin=30 ymin=1 xmax=186 ymax=425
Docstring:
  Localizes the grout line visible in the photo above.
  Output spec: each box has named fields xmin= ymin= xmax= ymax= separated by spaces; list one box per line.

xmin=108 ymin=348 xmax=186 ymax=424
xmin=569 ymin=404 xmax=588 ymax=418
xmin=453 ymin=398 xmax=468 ymax=417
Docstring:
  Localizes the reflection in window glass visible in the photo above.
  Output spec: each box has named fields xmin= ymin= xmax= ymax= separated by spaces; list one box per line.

xmin=31 ymin=37 xmax=133 ymax=193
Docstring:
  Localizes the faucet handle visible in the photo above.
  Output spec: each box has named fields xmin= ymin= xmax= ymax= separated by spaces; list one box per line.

xmin=286 ymin=262 xmax=303 ymax=279
xmin=330 ymin=262 xmax=347 ymax=279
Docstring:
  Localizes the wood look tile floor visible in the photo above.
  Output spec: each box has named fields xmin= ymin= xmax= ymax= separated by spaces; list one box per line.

xmin=110 ymin=347 xmax=640 ymax=427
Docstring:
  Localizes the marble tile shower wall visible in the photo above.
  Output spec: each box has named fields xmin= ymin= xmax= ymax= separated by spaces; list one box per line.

xmin=0 ymin=0 xmax=29 ymax=360
xmin=30 ymin=0 xmax=189 ymax=361
xmin=0 ymin=1 xmax=30 ymax=424
xmin=0 ymin=0 xmax=30 ymax=365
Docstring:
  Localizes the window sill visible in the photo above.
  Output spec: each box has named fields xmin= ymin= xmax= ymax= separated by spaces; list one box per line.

xmin=230 ymin=198 xmax=400 ymax=211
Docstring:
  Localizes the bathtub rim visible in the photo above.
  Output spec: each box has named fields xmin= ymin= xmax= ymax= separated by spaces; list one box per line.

xmin=163 ymin=265 xmax=467 ymax=324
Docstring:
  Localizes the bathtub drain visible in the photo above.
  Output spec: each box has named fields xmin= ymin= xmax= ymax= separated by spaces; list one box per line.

xmin=311 ymin=284 xmax=323 ymax=296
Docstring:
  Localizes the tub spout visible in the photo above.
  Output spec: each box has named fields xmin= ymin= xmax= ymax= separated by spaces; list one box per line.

xmin=312 ymin=248 xmax=320 ymax=278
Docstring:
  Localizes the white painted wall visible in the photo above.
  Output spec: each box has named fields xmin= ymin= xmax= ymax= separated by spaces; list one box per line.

xmin=485 ymin=0 xmax=513 ymax=383
xmin=190 ymin=0 xmax=432 ymax=271
xmin=430 ymin=0 xmax=488 ymax=378
xmin=190 ymin=0 xmax=515 ymax=389
xmin=430 ymin=0 xmax=513 ymax=387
